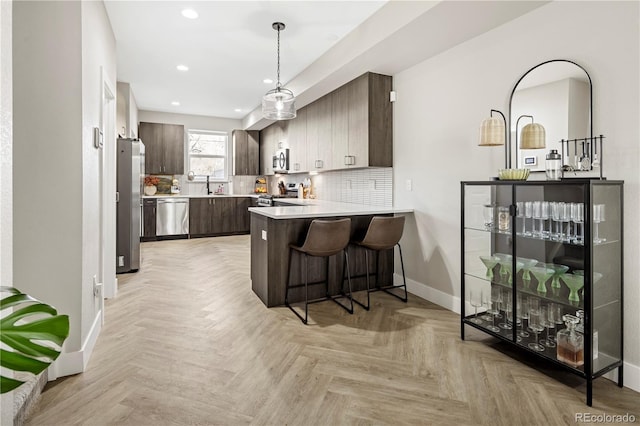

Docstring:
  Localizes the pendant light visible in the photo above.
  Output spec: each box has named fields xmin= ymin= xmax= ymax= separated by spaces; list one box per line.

xmin=478 ymin=109 xmax=508 ymax=168
xmin=262 ymin=22 xmax=296 ymax=120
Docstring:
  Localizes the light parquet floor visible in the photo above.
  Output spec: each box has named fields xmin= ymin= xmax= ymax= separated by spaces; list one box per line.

xmin=26 ymin=236 xmax=639 ymax=425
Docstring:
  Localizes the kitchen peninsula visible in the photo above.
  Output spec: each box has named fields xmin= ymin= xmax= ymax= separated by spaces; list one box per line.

xmin=249 ymin=200 xmax=412 ymax=307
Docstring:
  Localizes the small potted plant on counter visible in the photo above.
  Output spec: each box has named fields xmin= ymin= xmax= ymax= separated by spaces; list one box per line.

xmin=144 ymin=176 xmax=160 ymax=196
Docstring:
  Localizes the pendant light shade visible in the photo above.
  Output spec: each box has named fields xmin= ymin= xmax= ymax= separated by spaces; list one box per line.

xmin=262 ymin=22 xmax=296 ymax=120
xmin=520 ymin=122 xmax=546 ymax=149
xmin=479 ymin=116 xmax=506 ymax=146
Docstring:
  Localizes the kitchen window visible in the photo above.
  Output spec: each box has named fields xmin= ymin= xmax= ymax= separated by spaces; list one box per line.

xmin=187 ymin=130 xmax=228 ymax=180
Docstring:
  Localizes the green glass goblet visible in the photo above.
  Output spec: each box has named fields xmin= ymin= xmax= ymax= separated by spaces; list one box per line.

xmin=498 ymin=259 xmax=524 ymax=286
xmin=561 ymin=273 xmax=585 ymax=305
xmin=544 ymin=263 xmax=570 ymax=290
xmin=529 ymin=265 xmax=555 ymax=295
xmin=517 ymin=257 xmax=539 ymax=289
xmin=479 ymin=255 xmax=500 ymax=281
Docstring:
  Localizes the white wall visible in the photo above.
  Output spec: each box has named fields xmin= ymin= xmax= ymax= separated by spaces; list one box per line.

xmin=13 ymin=0 xmax=84 ymax=351
xmin=0 ymin=0 xmax=12 ymax=423
xmin=81 ymin=0 xmax=116 ymax=350
xmin=393 ymin=1 xmax=639 ymax=383
xmin=117 ymin=82 xmax=140 ymax=138
xmin=13 ymin=0 xmax=117 ymax=377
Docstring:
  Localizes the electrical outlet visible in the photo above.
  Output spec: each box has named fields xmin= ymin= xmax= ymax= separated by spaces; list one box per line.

xmin=344 ymin=180 xmax=352 ymax=190
xmin=368 ymin=180 xmax=376 ymax=190
xmin=261 ymin=230 xmax=267 ymax=241
xmin=118 ymin=256 xmax=124 ymax=267
xmin=92 ymin=275 xmax=101 ymax=297
xmin=405 ymin=179 xmax=412 ymax=191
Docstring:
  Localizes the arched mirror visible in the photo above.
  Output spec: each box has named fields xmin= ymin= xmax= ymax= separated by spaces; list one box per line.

xmin=509 ymin=59 xmax=592 ymax=171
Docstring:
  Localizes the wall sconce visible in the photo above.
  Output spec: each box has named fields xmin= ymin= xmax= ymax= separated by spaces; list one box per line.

xmin=478 ymin=109 xmax=508 ymax=168
xmin=515 ymin=115 xmax=546 ymax=168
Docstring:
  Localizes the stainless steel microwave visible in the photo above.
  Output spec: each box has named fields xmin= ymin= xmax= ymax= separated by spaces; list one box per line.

xmin=273 ymin=148 xmax=289 ymax=173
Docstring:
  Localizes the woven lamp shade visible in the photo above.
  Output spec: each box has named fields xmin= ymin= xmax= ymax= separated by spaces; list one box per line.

xmin=520 ymin=122 xmax=546 ymax=149
xmin=479 ymin=116 xmax=505 ymax=146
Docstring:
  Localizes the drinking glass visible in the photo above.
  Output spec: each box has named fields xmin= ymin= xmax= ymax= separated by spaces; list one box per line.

xmin=561 ymin=202 xmax=573 ymax=243
xmin=532 ymin=201 xmax=542 ymax=238
xmin=571 ymin=203 xmax=584 ymax=245
xmin=516 ymin=201 xmax=525 ymax=236
xmin=593 ymin=204 xmax=606 ymax=243
xmin=551 ymin=303 xmax=564 ymax=342
xmin=540 ymin=201 xmax=550 ymax=239
xmin=483 ymin=204 xmax=495 ymax=230
xmin=544 ymin=304 xmax=559 ymax=346
xmin=499 ymin=290 xmax=513 ymax=330
xmin=481 ymin=291 xmax=493 ymax=322
xmin=550 ymin=202 xmax=561 ymax=241
xmin=469 ymin=289 xmax=483 ymax=324
xmin=539 ymin=305 xmax=556 ymax=348
xmin=528 ymin=304 xmax=546 ymax=352
xmin=524 ymin=201 xmax=533 ymax=237
xmin=516 ymin=294 xmax=530 ymax=341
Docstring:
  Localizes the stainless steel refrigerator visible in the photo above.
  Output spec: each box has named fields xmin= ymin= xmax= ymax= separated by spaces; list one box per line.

xmin=116 ymin=138 xmax=144 ymax=273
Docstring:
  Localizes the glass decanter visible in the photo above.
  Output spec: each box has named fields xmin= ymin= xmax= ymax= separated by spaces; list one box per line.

xmin=556 ymin=314 xmax=584 ymax=367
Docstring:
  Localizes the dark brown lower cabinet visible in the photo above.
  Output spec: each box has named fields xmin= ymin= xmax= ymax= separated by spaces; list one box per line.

xmin=189 ymin=197 xmax=252 ymax=237
xmin=142 ymin=199 xmax=156 ymax=241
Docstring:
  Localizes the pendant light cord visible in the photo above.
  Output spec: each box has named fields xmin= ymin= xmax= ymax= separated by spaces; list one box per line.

xmin=276 ymin=26 xmax=281 ymax=90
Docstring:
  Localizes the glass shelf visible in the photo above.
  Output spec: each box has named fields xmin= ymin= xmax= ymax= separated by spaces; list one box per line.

xmin=464 ymin=225 xmax=618 ymax=247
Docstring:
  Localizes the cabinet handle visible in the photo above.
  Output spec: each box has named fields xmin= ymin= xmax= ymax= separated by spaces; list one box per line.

xmin=294 ymin=163 xmax=300 ymax=171
xmin=315 ymin=160 xmax=323 ymax=169
xmin=153 ymin=207 xmax=155 ymax=214
xmin=344 ymin=156 xmax=355 ymax=166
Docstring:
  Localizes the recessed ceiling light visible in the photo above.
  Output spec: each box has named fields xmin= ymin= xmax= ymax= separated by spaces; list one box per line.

xmin=263 ymin=78 xmax=273 ymax=84
xmin=176 ymin=64 xmax=189 ymax=71
xmin=171 ymin=101 xmax=180 ymax=106
xmin=234 ymin=108 xmax=242 ymax=113
xmin=181 ymin=9 xmax=198 ymax=19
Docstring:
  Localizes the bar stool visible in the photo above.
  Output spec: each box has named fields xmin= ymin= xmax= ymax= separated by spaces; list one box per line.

xmin=285 ymin=218 xmax=354 ymax=324
xmin=350 ymin=216 xmax=407 ymax=310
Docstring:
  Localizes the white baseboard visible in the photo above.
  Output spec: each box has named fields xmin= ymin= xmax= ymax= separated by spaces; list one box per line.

xmin=395 ymin=273 xmax=640 ymax=393
xmin=47 ymin=311 xmax=102 ymax=380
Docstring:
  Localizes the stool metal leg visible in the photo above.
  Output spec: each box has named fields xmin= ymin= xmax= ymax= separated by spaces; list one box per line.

xmin=380 ymin=243 xmax=408 ymax=303
xmin=352 ymin=246 xmax=372 ymax=311
xmin=328 ymin=250 xmax=354 ymax=314
xmin=285 ymin=249 xmax=310 ymax=325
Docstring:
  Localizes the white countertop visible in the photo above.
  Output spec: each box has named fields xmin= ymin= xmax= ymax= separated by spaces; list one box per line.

xmin=142 ymin=194 xmax=260 ymax=199
xmin=249 ymin=199 xmax=413 ymax=219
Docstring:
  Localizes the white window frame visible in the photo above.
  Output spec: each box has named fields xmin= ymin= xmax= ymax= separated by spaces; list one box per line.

xmin=187 ymin=129 xmax=228 ymax=182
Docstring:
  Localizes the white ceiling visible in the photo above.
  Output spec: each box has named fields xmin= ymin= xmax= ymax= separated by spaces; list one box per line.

xmin=104 ymin=1 xmax=387 ymax=120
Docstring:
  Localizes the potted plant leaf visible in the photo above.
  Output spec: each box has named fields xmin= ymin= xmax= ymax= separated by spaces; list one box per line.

xmin=1 ymin=286 xmax=69 ymax=394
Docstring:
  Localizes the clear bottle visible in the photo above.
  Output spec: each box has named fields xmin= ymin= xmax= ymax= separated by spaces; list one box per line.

xmin=556 ymin=314 xmax=584 ymax=367
xmin=498 ymin=206 xmax=510 ymax=232
xmin=546 ymin=149 xmax=562 ymax=181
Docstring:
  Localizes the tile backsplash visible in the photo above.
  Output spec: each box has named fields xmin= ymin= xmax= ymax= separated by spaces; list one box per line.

xmin=149 ymin=168 xmax=393 ymax=207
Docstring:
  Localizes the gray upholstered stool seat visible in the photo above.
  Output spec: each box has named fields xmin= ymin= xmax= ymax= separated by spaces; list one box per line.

xmin=285 ymin=218 xmax=354 ymax=324
xmin=350 ymin=215 xmax=407 ymax=310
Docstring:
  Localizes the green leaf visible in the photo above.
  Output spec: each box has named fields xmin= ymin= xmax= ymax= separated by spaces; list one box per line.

xmin=1 ymin=376 xmax=25 ymax=394
xmin=0 ymin=349 xmax=49 ymax=374
xmin=0 ymin=287 xmax=70 ymax=394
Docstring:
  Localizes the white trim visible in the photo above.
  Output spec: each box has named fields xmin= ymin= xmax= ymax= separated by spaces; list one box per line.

xmin=395 ymin=273 xmax=639 ymax=392
xmin=395 ymin=273 xmax=461 ymax=313
xmin=47 ymin=311 xmax=102 ymax=380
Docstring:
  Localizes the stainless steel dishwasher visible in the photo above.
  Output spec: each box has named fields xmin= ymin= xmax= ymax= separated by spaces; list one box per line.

xmin=156 ymin=197 xmax=189 ymax=236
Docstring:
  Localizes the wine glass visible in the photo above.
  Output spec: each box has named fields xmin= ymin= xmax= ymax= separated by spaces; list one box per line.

xmin=517 ymin=257 xmax=539 ymax=290
xmin=486 ymin=289 xmax=502 ymax=332
xmin=480 ymin=291 xmax=493 ymax=322
xmin=483 ymin=204 xmax=495 ymax=230
xmin=544 ymin=263 xmax=569 ymax=293
xmin=571 ymin=203 xmax=584 ymax=244
xmin=545 ymin=304 xmax=559 ymax=345
xmin=539 ymin=305 xmax=556 ymax=348
xmin=550 ymin=303 xmax=564 ymax=342
xmin=469 ymin=289 xmax=484 ymax=324
xmin=593 ymin=204 xmax=606 ymax=243
xmin=499 ymin=290 xmax=513 ymax=330
xmin=528 ymin=304 xmax=546 ymax=352
xmin=516 ymin=294 xmax=530 ymax=342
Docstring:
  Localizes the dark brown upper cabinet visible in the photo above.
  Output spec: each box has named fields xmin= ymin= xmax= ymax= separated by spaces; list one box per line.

xmin=232 ymin=130 xmax=259 ymax=176
xmin=139 ymin=122 xmax=185 ymax=175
